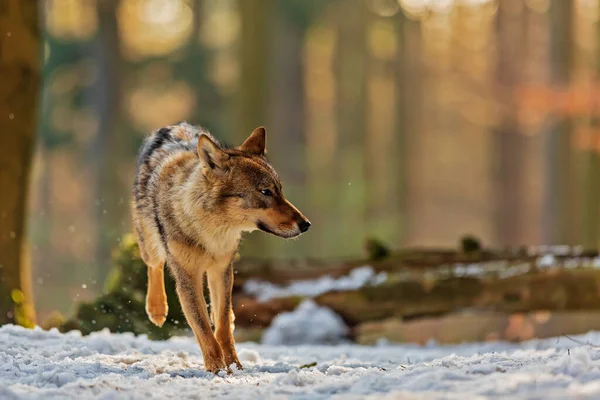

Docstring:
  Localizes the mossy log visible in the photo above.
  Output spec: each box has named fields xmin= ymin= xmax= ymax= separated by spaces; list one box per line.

xmin=232 ymin=246 xmax=598 ymax=288
xmin=234 ymin=268 xmax=600 ymax=329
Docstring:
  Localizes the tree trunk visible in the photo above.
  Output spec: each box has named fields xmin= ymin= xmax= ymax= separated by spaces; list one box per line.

xmin=400 ymin=16 xmax=422 ymax=246
xmin=581 ymin=4 xmax=600 ymax=249
xmin=542 ymin=0 xmax=575 ymax=245
xmin=333 ymin=0 xmax=368 ymax=255
xmin=177 ymin=0 xmax=220 ymax=131
xmin=237 ymin=0 xmax=273 ymax=134
xmin=89 ymin=0 xmax=122 ymax=284
xmin=364 ymin=12 xmax=406 ymax=246
xmin=303 ymin=9 xmax=338 ymax=257
xmin=236 ymin=0 xmax=274 ymax=258
xmin=493 ymin=0 xmax=527 ymax=246
xmin=266 ymin=4 xmax=311 ymax=258
xmin=0 ymin=0 xmax=40 ymax=326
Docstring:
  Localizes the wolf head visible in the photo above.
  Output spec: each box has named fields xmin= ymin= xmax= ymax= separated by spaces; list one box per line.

xmin=195 ymin=126 xmax=310 ymax=239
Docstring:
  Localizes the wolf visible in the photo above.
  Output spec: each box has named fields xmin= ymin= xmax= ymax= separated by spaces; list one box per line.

xmin=131 ymin=122 xmax=311 ymax=373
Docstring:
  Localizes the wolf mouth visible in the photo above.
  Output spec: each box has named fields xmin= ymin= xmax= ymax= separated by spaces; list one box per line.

xmin=256 ymin=221 xmax=299 ymax=239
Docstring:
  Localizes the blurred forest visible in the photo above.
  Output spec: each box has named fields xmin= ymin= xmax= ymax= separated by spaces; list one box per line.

xmin=3 ymin=0 xmax=600 ymax=324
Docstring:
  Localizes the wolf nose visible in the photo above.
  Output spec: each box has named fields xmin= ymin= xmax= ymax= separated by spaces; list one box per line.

xmin=298 ymin=220 xmax=311 ymax=233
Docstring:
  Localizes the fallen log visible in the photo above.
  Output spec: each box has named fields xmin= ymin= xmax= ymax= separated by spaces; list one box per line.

xmin=233 ymin=267 xmax=600 ymax=329
xmin=232 ymin=244 xmax=598 ymax=289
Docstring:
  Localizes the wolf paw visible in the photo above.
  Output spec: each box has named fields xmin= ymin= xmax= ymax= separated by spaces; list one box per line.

xmin=229 ymin=360 xmax=243 ymax=372
xmin=224 ymin=353 xmax=243 ymax=372
xmin=146 ymin=301 xmax=168 ymax=327
xmin=204 ymin=356 xmax=228 ymax=374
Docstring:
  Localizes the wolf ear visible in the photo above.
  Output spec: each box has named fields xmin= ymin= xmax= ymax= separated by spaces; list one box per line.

xmin=197 ymin=135 xmax=228 ymax=170
xmin=238 ymin=126 xmax=267 ymax=156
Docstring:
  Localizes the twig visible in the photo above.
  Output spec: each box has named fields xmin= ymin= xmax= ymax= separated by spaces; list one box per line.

xmin=562 ymin=334 xmax=600 ymax=349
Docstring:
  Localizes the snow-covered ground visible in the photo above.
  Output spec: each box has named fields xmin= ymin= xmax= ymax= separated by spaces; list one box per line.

xmin=3 ymin=325 xmax=600 ymax=399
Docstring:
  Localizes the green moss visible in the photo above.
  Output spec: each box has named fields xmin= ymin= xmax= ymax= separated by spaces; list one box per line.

xmin=60 ymin=234 xmax=188 ymax=340
xmin=365 ymin=237 xmax=391 ymax=261
xmin=460 ymin=234 xmax=482 ymax=254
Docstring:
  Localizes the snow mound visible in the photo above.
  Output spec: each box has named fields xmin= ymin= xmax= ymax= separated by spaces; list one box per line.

xmin=262 ymin=300 xmax=349 ymax=345
xmin=238 ymin=348 xmax=261 ymax=364
xmin=537 ymin=254 xmax=557 ymax=268
xmin=244 ymin=266 xmax=387 ymax=302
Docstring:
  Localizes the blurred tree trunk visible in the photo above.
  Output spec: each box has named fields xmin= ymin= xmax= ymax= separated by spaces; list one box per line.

xmin=237 ymin=0 xmax=273 ymax=133
xmin=178 ymin=0 xmax=220 ymax=132
xmin=269 ymin=1 xmax=330 ymax=257
xmin=581 ymin=5 xmax=600 ymax=249
xmin=0 ymin=0 xmax=40 ymax=326
xmin=334 ymin=0 xmax=367 ymax=255
xmin=493 ymin=0 xmax=527 ymax=246
xmin=89 ymin=0 xmax=122 ymax=283
xmin=268 ymin=8 xmax=307 ymax=257
xmin=303 ymin=10 xmax=337 ymax=257
xmin=236 ymin=0 xmax=274 ymax=258
xmin=542 ymin=0 xmax=575 ymax=245
xmin=364 ymin=11 xmax=406 ymax=246
xmin=398 ymin=15 xmax=422 ymax=245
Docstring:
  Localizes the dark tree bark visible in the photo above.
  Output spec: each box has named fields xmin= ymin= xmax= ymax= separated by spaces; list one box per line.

xmin=0 ymin=0 xmax=40 ymax=326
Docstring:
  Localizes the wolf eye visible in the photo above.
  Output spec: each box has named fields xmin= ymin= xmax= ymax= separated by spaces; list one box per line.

xmin=259 ymin=189 xmax=272 ymax=196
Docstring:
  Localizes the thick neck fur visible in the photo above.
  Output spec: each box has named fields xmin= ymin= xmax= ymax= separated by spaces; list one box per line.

xmin=169 ymin=157 xmax=242 ymax=257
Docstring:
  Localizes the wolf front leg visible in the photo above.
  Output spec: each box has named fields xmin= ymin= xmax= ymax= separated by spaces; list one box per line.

xmin=207 ymin=262 xmax=242 ymax=370
xmin=168 ymin=257 xmax=227 ymax=374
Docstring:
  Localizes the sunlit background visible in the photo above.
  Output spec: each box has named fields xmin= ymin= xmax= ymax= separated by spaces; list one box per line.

xmin=30 ymin=0 xmax=600 ymax=326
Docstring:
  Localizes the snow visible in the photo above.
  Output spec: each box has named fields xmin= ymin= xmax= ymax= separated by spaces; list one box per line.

xmin=537 ymin=254 xmax=557 ymax=268
xmin=527 ymin=245 xmax=577 ymax=256
xmin=4 ymin=325 xmax=600 ymax=399
xmin=262 ymin=300 xmax=349 ymax=345
xmin=243 ymin=266 xmax=388 ymax=302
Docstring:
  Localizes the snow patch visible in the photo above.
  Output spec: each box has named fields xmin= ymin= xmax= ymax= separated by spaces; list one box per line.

xmin=537 ymin=254 xmax=556 ymax=268
xmin=244 ymin=266 xmax=387 ymax=302
xmin=262 ymin=300 xmax=349 ymax=345
xmin=452 ymin=264 xmax=484 ymax=277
